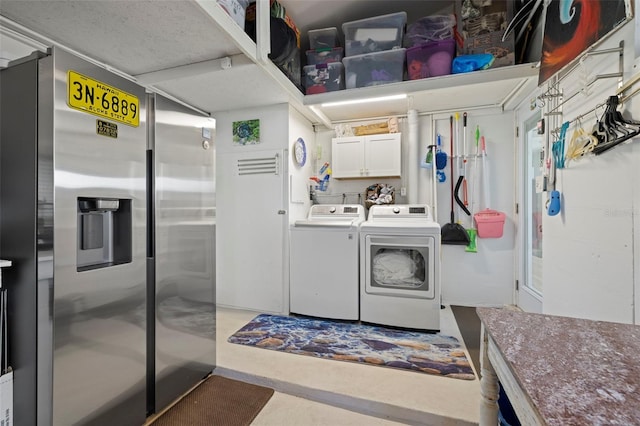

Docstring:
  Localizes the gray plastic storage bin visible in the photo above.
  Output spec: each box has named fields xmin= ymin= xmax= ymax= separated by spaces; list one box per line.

xmin=304 ymin=62 xmax=344 ymax=95
xmin=306 ymin=47 xmax=344 ymax=66
xmin=343 ymin=48 xmax=406 ymax=89
xmin=308 ymin=27 xmax=339 ymax=49
xmin=342 ymin=12 xmax=407 ymax=57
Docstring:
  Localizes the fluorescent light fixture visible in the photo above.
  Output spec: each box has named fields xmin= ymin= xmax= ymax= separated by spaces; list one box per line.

xmin=309 ymin=105 xmax=333 ymax=129
xmin=321 ymin=93 xmax=407 ymax=108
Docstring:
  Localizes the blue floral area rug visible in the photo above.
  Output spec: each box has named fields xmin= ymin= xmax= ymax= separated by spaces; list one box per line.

xmin=228 ymin=314 xmax=475 ymax=380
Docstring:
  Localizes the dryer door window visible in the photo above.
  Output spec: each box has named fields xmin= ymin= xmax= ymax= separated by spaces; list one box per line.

xmin=372 ymin=248 xmax=427 ymax=289
xmin=364 ymin=234 xmax=436 ymax=299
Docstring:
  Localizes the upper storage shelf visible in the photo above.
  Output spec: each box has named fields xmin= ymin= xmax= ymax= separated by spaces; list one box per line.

xmin=192 ymin=0 xmax=540 ymax=124
xmin=207 ymin=0 xmax=540 ymax=124
xmin=303 ymin=62 xmax=539 ymax=123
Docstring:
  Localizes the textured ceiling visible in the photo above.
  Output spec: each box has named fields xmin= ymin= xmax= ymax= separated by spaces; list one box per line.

xmin=0 ymin=1 xmax=535 ymax=123
xmin=0 ymin=0 xmax=242 ymax=75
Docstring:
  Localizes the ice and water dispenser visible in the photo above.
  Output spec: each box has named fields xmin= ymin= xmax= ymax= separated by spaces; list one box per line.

xmin=77 ymin=197 xmax=132 ymax=271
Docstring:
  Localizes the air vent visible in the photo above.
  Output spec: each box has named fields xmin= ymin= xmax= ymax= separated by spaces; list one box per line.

xmin=237 ymin=154 xmax=279 ymax=176
xmin=343 ymin=207 xmax=357 ymax=213
xmin=409 ymin=207 xmax=426 ymax=214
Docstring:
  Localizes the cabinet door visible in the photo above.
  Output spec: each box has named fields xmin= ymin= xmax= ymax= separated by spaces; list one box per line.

xmin=364 ymin=133 xmax=401 ymax=177
xmin=332 ymin=136 xmax=365 ymax=178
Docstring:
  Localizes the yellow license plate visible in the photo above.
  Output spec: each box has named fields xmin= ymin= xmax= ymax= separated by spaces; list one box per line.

xmin=67 ymin=70 xmax=140 ymax=127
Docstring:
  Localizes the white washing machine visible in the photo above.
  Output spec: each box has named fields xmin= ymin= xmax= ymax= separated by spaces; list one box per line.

xmin=359 ymin=204 xmax=441 ymax=331
xmin=290 ymin=204 xmax=365 ymax=320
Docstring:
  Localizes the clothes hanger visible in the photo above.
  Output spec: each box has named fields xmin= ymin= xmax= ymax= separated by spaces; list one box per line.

xmin=592 ymin=104 xmax=612 ymax=145
xmin=565 ymin=119 xmax=598 ymax=164
xmin=552 ymin=121 xmax=569 ymax=169
xmin=592 ymin=96 xmax=640 ymax=155
xmin=609 ymin=96 xmax=640 ymax=130
xmin=603 ymin=102 xmax=627 ymax=139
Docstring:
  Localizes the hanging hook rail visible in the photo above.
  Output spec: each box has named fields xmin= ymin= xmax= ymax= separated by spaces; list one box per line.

xmin=548 ymin=82 xmax=640 ymax=139
xmin=545 ymin=40 xmax=624 ymax=119
xmin=537 ymin=80 xmax=562 ymax=102
xmin=549 ymin=101 xmax=607 ymax=138
xmin=544 ymin=41 xmax=624 ymax=118
xmin=617 ymin=69 xmax=640 ymax=104
xmin=556 ymin=40 xmax=625 ymax=85
xmin=616 ymin=69 xmax=640 ymax=96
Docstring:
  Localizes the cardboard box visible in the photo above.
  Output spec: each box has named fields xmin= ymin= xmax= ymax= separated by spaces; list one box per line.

xmin=456 ymin=0 xmax=515 ymax=68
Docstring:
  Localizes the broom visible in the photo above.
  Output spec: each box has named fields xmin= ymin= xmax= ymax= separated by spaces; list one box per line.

xmin=442 ymin=115 xmax=470 ymax=245
xmin=465 ymin=126 xmax=480 ymax=253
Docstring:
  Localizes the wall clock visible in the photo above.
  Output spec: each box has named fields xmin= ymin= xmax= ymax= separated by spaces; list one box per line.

xmin=294 ymin=137 xmax=306 ymax=167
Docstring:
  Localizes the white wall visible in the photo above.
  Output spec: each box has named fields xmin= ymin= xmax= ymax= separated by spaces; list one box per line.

xmin=215 ymin=104 xmax=289 ymax=155
xmin=522 ymin=21 xmax=639 ymax=324
xmin=317 ymin=110 xmax=516 ymax=307
xmin=288 ymin=106 xmax=316 ymax=223
xmin=285 ymin=106 xmax=316 ymax=315
xmin=431 ymin=110 xmax=516 ymax=307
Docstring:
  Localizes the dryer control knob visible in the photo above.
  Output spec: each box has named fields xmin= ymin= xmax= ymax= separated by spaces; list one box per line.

xmin=329 ymin=207 xmax=336 ymax=213
xmin=393 ymin=207 xmax=400 ymax=214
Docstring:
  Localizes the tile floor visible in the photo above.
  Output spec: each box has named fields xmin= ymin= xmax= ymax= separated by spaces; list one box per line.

xmin=215 ymin=305 xmax=481 ymax=425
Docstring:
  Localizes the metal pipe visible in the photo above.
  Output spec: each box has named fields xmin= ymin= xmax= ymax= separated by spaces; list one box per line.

xmin=408 ymin=109 xmax=419 ymax=204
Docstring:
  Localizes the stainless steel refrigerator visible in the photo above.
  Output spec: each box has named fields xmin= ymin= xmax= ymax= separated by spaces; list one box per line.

xmin=0 ymin=47 xmax=216 ymax=425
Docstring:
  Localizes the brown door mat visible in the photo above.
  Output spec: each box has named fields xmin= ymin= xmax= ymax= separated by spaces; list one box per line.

xmin=152 ymin=375 xmax=274 ymax=426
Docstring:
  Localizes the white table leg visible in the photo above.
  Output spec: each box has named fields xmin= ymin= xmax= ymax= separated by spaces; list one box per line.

xmin=479 ymin=323 xmax=500 ymax=426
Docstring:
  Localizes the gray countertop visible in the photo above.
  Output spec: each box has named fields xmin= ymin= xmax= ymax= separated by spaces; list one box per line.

xmin=477 ymin=307 xmax=640 ymax=426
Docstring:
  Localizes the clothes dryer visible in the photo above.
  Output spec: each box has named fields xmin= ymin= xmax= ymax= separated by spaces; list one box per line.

xmin=359 ymin=204 xmax=441 ymax=331
xmin=290 ymin=204 xmax=365 ymax=320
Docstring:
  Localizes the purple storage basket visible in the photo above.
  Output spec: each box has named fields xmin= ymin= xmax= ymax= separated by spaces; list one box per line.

xmin=406 ymin=38 xmax=455 ymax=79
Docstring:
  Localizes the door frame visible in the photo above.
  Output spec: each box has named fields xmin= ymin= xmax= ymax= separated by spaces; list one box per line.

xmin=515 ymin=104 xmax=543 ymax=313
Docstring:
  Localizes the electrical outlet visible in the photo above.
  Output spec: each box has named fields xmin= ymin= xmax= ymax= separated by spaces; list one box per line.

xmin=400 ymin=187 xmax=407 ymax=196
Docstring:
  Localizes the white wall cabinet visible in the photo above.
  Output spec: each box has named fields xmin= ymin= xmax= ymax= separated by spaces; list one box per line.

xmin=331 ymin=133 xmax=401 ymax=178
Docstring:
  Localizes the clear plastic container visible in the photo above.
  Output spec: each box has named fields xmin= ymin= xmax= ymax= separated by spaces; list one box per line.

xmin=303 ymin=62 xmax=344 ymax=95
xmin=404 ymin=14 xmax=456 ymax=47
xmin=308 ymin=27 xmax=339 ymax=49
xmin=342 ymin=48 xmax=406 ymax=89
xmin=406 ymin=38 xmax=455 ymax=79
xmin=306 ymin=47 xmax=344 ymax=66
xmin=342 ymin=12 xmax=407 ymax=57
